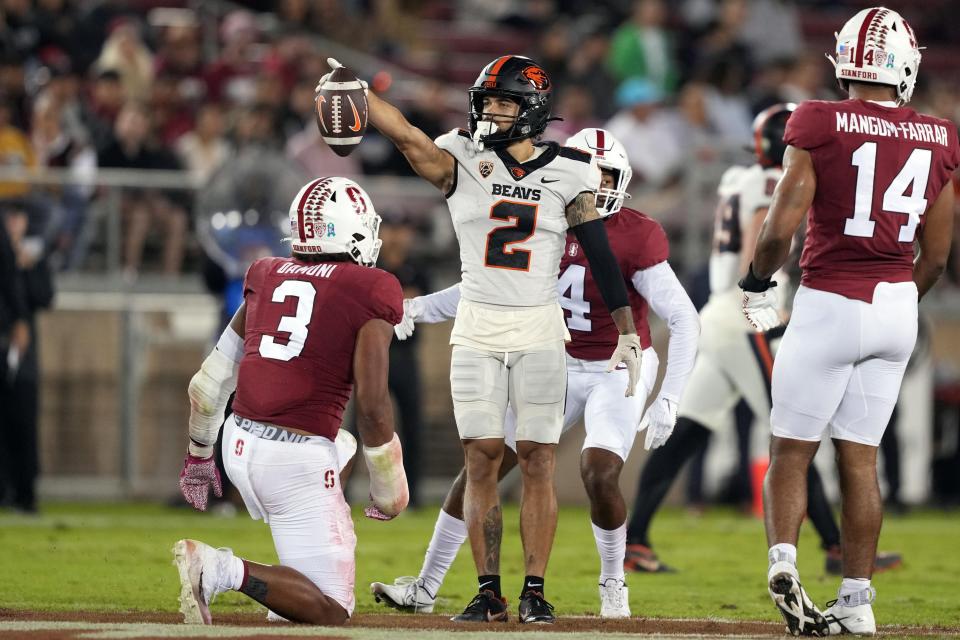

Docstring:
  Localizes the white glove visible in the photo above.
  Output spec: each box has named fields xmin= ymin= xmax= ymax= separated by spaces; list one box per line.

xmin=742 ymin=289 xmax=782 ymax=332
xmin=315 ymin=57 xmax=368 ymax=94
xmin=638 ymin=396 xmax=678 ymax=450
xmin=606 ymin=333 xmax=642 ymax=397
xmin=394 ymin=298 xmax=424 ymax=340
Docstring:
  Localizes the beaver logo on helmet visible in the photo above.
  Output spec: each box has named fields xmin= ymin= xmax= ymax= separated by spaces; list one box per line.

xmin=522 ymin=66 xmax=550 ymax=91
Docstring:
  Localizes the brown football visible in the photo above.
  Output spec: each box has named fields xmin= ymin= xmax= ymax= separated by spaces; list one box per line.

xmin=315 ymin=66 xmax=368 ymax=157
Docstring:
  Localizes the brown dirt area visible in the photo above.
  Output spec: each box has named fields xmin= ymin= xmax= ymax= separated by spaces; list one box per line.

xmin=1 ymin=609 xmax=958 ymax=638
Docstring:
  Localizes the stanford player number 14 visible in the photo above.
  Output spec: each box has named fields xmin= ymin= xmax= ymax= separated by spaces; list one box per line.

xmin=844 ymin=142 xmax=932 ymax=242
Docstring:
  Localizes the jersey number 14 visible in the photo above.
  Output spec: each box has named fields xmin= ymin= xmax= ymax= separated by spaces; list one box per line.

xmin=843 ymin=142 xmax=932 ymax=242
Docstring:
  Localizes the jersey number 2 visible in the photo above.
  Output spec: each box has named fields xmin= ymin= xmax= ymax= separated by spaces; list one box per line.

xmin=844 ymin=142 xmax=932 ymax=242
xmin=485 ymin=200 xmax=538 ymax=270
xmin=259 ymin=280 xmax=317 ymax=361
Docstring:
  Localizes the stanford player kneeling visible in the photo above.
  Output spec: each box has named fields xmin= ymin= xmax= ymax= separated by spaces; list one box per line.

xmin=173 ymin=177 xmax=408 ymax=626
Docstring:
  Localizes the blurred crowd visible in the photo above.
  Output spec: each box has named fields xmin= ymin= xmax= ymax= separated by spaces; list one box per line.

xmin=0 ymin=0 xmax=958 ymax=283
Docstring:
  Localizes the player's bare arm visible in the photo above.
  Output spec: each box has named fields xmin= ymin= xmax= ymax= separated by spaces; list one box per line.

xmin=228 ymin=302 xmax=246 ymax=337
xmin=739 ymin=206 xmax=770 ymax=277
xmin=753 ymin=146 xmax=816 ymax=279
xmin=366 ymin=91 xmax=455 ymax=193
xmin=354 ymin=316 xmax=409 ymax=519
xmin=914 ymin=183 xmax=955 ymax=299
xmin=353 ymin=317 xmax=396 ymax=447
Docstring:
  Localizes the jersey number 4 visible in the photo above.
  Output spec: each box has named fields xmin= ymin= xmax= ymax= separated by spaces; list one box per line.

xmin=485 ymin=200 xmax=538 ymax=270
xmin=259 ymin=280 xmax=316 ymax=361
xmin=558 ymin=264 xmax=591 ymax=331
xmin=844 ymin=142 xmax=932 ymax=242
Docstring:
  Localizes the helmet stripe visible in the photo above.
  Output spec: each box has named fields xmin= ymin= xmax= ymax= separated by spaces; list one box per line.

xmin=486 ymin=55 xmax=513 ymax=78
xmin=595 ymin=129 xmax=606 ymax=156
xmin=855 ymin=7 xmax=880 ymax=68
xmin=295 ymin=178 xmax=325 ymax=243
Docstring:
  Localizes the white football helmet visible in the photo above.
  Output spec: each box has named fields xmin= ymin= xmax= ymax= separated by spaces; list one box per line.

xmin=564 ymin=128 xmax=632 ymax=216
xmin=828 ymin=7 xmax=921 ymax=105
xmin=288 ymin=177 xmax=382 ymax=267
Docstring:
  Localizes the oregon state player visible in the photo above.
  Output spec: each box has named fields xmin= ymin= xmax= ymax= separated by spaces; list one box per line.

xmin=317 ymin=56 xmax=644 ymax=623
xmin=173 ymin=177 xmax=408 ymax=626
xmin=371 ymin=128 xmax=699 ymax=619
xmin=742 ymin=8 xmax=960 ymax=635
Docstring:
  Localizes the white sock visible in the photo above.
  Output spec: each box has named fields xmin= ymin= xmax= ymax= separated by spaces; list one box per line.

xmin=418 ymin=509 xmax=468 ymax=597
xmin=592 ymin=522 xmax=627 ymax=583
xmin=768 ymin=543 xmax=797 ymax=567
xmin=227 ymin=554 xmax=246 ymax=591
xmin=838 ymin=578 xmax=873 ymax=606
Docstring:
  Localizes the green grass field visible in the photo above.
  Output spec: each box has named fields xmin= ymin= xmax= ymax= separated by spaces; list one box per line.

xmin=1 ymin=501 xmax=958 ymax=629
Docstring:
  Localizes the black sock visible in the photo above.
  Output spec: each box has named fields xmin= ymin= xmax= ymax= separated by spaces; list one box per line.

xmin=626 ymin=417 xmax=710 ymax=546
xmin=521 ymin=575 xmax=544 ymax=598
xmin=478 ymin=574 xmax=501 ymax=598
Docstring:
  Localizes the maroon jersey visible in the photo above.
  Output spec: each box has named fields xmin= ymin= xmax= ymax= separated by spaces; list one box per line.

xmin=559 ymin=207 xmax=669 ymax=360
xmin=233 ymin=257 xmax=403 ymax=439
xmin=785 ymin=99 xmax=960 ymax=302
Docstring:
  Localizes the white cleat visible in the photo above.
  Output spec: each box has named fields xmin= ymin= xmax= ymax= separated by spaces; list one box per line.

xmin=599 ymin=578 xmax=631 ymax=619
xmin=824 ymin=596 xmax=876 ymax=635
xmin=370 ymin=576 xmax=436 ymax=613
xmin=172 ymin=539 xmax=233 ymax=625
xmin=767 ymin=561 xmax=829 ymax=637
xmin=266 ymin=610 xmax=290 ymax=623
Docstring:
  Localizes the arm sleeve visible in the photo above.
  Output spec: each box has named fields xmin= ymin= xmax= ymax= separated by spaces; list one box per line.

xmin=416 ymin=283 xmax=462 ymax=323
xmin=631 ymin=262 xmax=700 ymax=401
xmin=573 ymin=218 xmax=629 ymax=313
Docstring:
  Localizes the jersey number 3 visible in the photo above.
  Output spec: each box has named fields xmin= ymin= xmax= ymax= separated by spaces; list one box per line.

xmin=485 ymin=200 xmax=538 ymax=270
xmin=844 ymin=142 xmax=932 ymax=242
xmin=259 ymin=280 xmax=316 ymax=361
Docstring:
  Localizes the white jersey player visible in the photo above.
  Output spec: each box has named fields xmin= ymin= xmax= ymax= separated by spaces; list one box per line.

xmin=317 ymin=56 xmax=643 ymax=623
xmin=371 ymin=128 xmax=699 ymax=619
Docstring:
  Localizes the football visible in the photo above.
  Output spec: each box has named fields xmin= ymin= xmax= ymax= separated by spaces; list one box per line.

xmin=315 ymin=66 xmax=368 ymax=157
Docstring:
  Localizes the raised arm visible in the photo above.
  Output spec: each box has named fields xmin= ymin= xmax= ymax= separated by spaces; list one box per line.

xmin=914 ymin=182 xmax=955 ymax=299
xmin=366 ymin=90 xmax=455 ymax=193
xmin=353 ymin=317 xmax=408 ymax=519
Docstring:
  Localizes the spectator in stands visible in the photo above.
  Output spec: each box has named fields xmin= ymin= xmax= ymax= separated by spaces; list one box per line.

xmin=232 ymin=103 xmax=279 ymax=151
xmin=0 ymin=0 xmax=40 ymax=61
xmin=30 ymin=93 xmax=96 ymax=269
xmin=777 ymin=53 xmax=832 ymax=104
xmin=567 ymin=24 xmax=618 ymax=120
xmin=154 ymin=21 xmax=206 ymax=103
xmin=378 ymin=217 xmax=430 ymax=508
xmin=94 ymin=19 xmax=155 ymax=102
xmin=683 ymin=0 xmax=754 ymax=86
xmin=0 ymin=99 xmax=36 ymax=203
xmin=0 ymin=201 xmax=53 ymax=515
xmin=176 ymin=103 xmax=231 ymax=186
xmin=604 ymin=78 xmax=683 ymax=188
xmin=81 ymin=69 xmax=126 ymax=152
xmin=607 ymin=0 xmax=678 ymax=94
xmin=286 ymin=126 xmax=362 ymax=180
xmin=150 ymin=72 xmax=194 ymax=146
xmin=543 ymin=85 xmax=600 ymax=142
xmin=280 ymin=79 xmax=319 ymax=140
xmin=0 ymin=54 xmax=30 ymax=130
xmin=204 ymin=10 xmax=262 ymax=104
xmin=98 ymin=101 xmax=188 ymax=277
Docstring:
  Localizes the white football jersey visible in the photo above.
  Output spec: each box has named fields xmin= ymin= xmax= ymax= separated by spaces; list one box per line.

xmin=709 ymin=163 xmax=782 ymax=295
xmin=436 ymin=128 xmax=601 ymax=307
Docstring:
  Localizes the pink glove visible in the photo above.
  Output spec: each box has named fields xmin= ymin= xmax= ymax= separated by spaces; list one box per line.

xmin=179 ymin=453 xmax=222 ymax=511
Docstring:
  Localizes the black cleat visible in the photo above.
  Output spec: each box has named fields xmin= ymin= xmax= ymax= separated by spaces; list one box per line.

xmin=518 ymin=590 xmax=556 ymax=624
xmin=624 ymin=543 xmax=675 ymax=573
xmin=450 ymin=590 xmax=508 ymax=623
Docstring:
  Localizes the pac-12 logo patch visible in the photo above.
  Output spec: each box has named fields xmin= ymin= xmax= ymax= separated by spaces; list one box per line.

xmin=479 ymin=160 xmax=494 ymax=178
